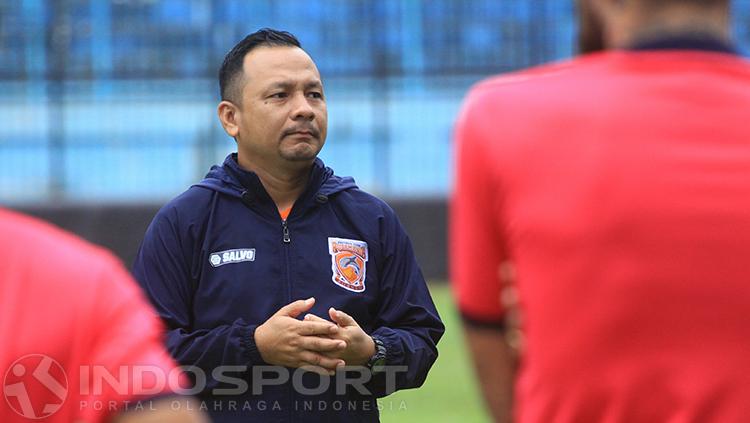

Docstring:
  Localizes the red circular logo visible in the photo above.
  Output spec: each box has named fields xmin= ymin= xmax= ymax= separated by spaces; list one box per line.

xmin=3 ymin=354 xmax=68 ymax=419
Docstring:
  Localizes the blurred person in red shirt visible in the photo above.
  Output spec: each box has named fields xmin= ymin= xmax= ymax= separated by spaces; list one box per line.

xmin=0 ymin=208 xmax=208 ymax=423
xmin=451 ymin=0 xmax=750 ymax=422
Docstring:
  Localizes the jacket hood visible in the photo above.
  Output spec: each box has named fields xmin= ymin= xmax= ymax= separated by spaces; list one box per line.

xmin=192 ymin=154 xmax=358 ymax=200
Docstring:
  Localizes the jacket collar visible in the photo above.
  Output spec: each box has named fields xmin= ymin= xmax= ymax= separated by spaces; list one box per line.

xmin=222 ymin=153 xmax=332 ymax=219
xmin=193 ymin=154 xmax=358 ymax=219
xmin=628 ymin=33 xmax=738 ymax=55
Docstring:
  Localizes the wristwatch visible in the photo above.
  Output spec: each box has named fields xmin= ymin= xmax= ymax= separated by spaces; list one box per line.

xmin=366 ymin=336 xmax=387 ymax=373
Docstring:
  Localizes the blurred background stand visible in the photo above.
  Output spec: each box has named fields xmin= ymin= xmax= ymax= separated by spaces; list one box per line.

xmin=2 ymin=0 xmax=749 ymax=279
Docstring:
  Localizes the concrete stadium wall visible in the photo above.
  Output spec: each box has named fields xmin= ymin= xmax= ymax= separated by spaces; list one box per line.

xmin=14 ymin=199 xmax=448 ymax=281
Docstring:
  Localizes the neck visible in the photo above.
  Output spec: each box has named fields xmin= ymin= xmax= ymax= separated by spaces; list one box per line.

xmin=237 ymin=153 xmax=312 ymax=212
xmin=613 ymin=3 xmax=730 ymax=48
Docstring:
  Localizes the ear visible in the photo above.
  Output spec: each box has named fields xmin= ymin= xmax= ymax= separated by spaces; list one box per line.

xmin=217 ymin=100 xmax=240 ymax=138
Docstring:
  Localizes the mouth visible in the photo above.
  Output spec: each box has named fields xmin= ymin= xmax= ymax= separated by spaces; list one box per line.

xmin=283 ymin=128 xmax=319 ymax=139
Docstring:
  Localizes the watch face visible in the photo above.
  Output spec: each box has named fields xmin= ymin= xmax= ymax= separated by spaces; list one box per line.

xmin=370 ymin=357 xmax=387 ymax=374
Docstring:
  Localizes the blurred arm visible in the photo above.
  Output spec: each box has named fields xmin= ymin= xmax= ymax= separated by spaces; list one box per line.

xmin=463 ymin=324 xmax=517 ymax=423
xmin=110 ymin=398 xmax=209 ymax=423
xmin=451 ymin=86 xmax=517 ymax=422
xmin=79 ymin=257 xmax=209 ymax=423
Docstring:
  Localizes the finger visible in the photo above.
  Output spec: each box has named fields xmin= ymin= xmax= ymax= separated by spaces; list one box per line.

xmin=304 ymin=313 xmax=330 ymax=323
xmin=298 ymin=336 xmax=347 ymax=352
xmin=329 ymin=307 xmax=357 ymax=327
xmin=297 ymin=320 xmax=339 ymax=336
xmin=298 ymin=364 xmax=335 ymax=376
xmin=276 ymin=297 xmax=315 ymax=318
xmin=304 ymin=314 xmax=338 ymax=338
xmin=298 ymin=352 xmax=345 ymax=372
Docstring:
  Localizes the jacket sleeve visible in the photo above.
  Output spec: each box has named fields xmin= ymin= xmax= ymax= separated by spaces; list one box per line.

xmin=366 ymin=207 xmax=445 ymax=397
xmin=132 ymin=205 xmax=266 ymax=389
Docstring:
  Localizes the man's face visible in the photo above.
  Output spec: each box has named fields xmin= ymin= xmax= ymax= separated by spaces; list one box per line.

xmin=233 ymin=46 xmax=327 ymax=168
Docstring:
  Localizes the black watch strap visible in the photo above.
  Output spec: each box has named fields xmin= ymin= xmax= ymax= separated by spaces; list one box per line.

xmin=366 ymin=336 xmax=387 ymax=371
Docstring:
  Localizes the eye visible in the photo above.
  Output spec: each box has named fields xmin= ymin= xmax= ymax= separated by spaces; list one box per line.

xmin=269 ymin=92 xmax=288 ymax=99
xmin=307 ymin=91 xmax=323 ymax=99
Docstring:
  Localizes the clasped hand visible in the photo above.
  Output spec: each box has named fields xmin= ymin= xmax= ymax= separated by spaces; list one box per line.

xmin=255 ymin=297 xmax=375 ymax=375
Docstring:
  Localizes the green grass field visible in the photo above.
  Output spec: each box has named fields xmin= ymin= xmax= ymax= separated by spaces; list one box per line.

xmin=378 ymin=283 xmax=491 ymax=423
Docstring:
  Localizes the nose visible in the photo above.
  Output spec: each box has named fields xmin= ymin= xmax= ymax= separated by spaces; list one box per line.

xmin=291 ymin=92 xmax=315 ymax=121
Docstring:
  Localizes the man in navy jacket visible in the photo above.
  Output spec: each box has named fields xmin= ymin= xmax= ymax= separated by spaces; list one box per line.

xmin=133 ymin=28 xmax=444 ymax=422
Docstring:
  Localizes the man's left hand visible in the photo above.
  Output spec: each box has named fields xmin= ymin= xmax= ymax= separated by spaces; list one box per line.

xmin=304 ymin=308 xmax=376 ymax=366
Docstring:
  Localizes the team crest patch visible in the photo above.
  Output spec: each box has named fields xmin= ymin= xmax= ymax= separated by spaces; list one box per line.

xmin=328 ymin=237 xmax=368 ymax=292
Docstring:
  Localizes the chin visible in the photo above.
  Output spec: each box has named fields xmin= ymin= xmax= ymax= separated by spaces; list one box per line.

xmin=280 ymin=145 xmax=320 ymax=162
xmin=283 ymin=155 xmax=318 ymax=163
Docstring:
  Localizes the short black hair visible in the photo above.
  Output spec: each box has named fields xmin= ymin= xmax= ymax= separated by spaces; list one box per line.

xmin=219 ymin=28 xmax=302 ymax=103
xmin=644 ymin=0 xmax=729 ymax=8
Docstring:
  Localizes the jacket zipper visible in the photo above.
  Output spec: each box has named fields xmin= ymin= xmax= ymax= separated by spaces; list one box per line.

xmin=282 ymin=218 xmax=293 ymax=418
xmin=282 ymin=219 xmax=291 ymax=243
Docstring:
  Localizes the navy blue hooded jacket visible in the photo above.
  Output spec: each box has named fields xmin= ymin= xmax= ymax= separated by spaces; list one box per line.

xmin=132 ymin=154 xmax=444 ymax=422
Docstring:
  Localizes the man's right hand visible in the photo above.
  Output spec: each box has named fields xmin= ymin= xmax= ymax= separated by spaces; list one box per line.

xmin=255 ymin=297 xmax=347 ymax=374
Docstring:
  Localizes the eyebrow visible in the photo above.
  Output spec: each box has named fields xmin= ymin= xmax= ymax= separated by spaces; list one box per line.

xmin=266 ymin=80 xmax=323 ymax=91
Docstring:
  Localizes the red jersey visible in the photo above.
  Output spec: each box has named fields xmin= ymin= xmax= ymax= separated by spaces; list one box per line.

xmin=452 ymin=49 xmax=750 ymax=422
xmin=0 ymin=209 xmax=180 ymax=422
